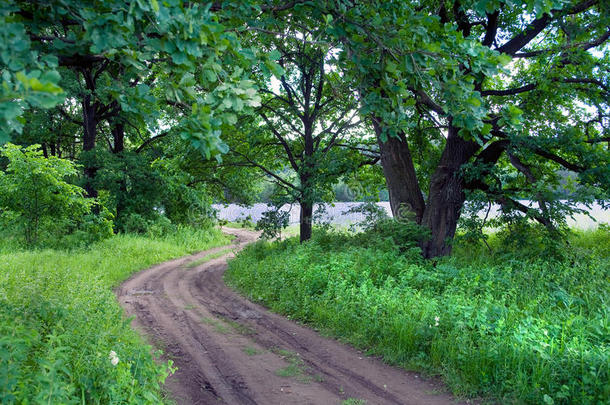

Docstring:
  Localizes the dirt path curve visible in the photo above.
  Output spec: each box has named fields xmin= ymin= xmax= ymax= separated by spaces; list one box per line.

xmin=118 ymin=228 xmax=464 ymax=405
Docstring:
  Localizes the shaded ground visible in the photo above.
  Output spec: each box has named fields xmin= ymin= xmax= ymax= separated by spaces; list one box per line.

xmin=118 ymin=228 xmax=466 ymax=405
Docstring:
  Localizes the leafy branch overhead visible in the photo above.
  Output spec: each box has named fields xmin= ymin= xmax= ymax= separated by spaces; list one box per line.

xmin=0 ymin=0 xmax=607 ymax=257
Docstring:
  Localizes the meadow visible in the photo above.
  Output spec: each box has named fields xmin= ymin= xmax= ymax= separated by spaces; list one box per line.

xmin=226 ymin=226 xmax=610 ymax=404
xmin=0 ymin=227 xmax=229 ymax=404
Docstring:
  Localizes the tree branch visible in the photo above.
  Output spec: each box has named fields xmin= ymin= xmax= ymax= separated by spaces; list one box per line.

xmin=513 ymin=29 xmax=609 ymax=58
xmin=260 ymin=112 xmax=301 ymax=172
xmin=232 ymin=150 xmax=299 ymax=191
xmin=481 ymin=77 xmax=607 ymax=96
xmin=135 ymin=131 xmax=170 ymax=153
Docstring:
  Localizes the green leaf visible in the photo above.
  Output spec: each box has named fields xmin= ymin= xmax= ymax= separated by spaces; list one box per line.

xmin=385 ymin=61 xmax=398 ymax=74
xmin=497 ymin=53 xmax=512 ymax=66
xmin=268 ymin=49 xmax=281 ymax=61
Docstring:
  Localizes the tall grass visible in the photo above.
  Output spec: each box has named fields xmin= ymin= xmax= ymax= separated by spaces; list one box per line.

xmin=225 ymin=227 xmax=610 ymax=404
xmin=0 ymin=227 xmax=229 ymax=404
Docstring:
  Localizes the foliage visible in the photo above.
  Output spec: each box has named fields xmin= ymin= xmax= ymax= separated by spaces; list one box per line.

xmin=293 ymin=0 xmax=608 ymax=256
xmin=344 ymin=201 xmax=390 ymax=232
xmin=255 ymin=208 xmax=290 ymax=240
xmin=0 ymin=227 xmax=229 ymax=404
xmin=0 ymin=0 xmax=277 ymax=157
xmin=226 ymin=228 xmax=610 ymax=404
xmin=0 ymin=3 xmax=64 ymax=141
xmin=343 ymin=201 xmax=429 ymax=256
xmin=221 ymin=16 xmax=379 ymax=241
xmin=89 ymin=147 xmax=217 ymax=232
xmin=0 ymin=143 xmax=112 ymax=246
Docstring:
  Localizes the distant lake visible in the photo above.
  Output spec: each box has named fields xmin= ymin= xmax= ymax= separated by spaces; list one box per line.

xmin=213 ymin=202 xmax=609 ymax=229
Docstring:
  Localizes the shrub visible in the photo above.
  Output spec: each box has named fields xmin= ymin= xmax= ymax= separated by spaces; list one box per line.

xmin=0 ymin=143 xmax=113 ymax=247
xmin=256 ymin=208 xmax=290 ymax=240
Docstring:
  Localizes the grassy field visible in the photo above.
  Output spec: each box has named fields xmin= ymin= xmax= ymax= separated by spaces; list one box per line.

xmin=0 ymin=227 xmax=229 ymax=404
xmin=226 ymin=227 xmax=610 ymax=404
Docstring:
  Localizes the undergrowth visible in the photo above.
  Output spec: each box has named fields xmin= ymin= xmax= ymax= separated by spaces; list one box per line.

xmin=0 ymin=226 xmax=229 ymax=404
xmin=225 ymin=226 xmax=610 ymax=404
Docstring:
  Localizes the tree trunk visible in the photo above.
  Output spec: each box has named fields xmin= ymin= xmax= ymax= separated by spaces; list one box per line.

xmin=111 ymin=122 xmax=127 ymax=223
xmin=373 ymin=118 xmax=425 ymax=222
xmin=82 ymin=93 xmax=98 ymax=198
xmin=299 ymin=200 xmax=313 ymax=242
xmin=420 ymin=127 xmax=478 ymax=258
xmin=112 ymin=122 xmax=124 ymax=153
xmin=300 ymin=118 xmax=315 ymax=243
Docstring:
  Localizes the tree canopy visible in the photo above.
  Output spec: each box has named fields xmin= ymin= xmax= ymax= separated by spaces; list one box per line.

xmin=1 ymin=0 xmax=607 ymax=256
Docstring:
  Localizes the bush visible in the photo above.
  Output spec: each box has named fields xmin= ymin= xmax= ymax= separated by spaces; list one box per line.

xmin=226 ymin=229 xmax=610 ymax=404
xmin=256 ymin=208 xmax=290 ymax=239
xmin=0 ymin=143 xmax=113 ymax=247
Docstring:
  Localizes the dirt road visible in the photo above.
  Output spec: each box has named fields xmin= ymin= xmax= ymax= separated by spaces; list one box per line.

xmin=118 ymin=228 xmax=464 ymax=405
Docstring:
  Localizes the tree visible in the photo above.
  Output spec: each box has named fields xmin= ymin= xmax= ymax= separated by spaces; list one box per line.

xmin=298 ymin=0 xmax=609 ymax=257
xmin=226 ymin=21 xmax=377 ymax=242
xmin=3 ymin=0 xmax=267 ymax=196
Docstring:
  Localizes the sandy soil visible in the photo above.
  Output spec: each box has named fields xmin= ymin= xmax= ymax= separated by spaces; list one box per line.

xmin=117 ymin=228 xmax=466 ymax=405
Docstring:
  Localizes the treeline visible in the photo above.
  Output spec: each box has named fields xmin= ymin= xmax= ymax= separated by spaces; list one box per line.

xmin=0 ymin=0 xmax=607 ymax=255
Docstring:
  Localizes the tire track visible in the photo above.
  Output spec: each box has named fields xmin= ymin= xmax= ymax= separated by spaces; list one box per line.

xmin=118 ymin=228 xmax=466 ymax=405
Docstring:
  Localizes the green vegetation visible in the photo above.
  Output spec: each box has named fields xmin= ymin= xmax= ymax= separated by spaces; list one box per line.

xmin=242 ymin=346 xmax=263 ymax=356
xmin=226 ymin=226 xmax=610 ymax=404
xmin=185 ymin=247 xmax=234 ymax=269
xmin=0 ymin=227 xmax=228 ymax=404
xmin=0 ymin=143 xmax=112 ymax=247
xmin=1 ymin=1 xmax=608 ymax=403
xmin=342 ymin=399 xmax=367 ymax=405
xmin=272 ymin=348 xmax=317 ymax=383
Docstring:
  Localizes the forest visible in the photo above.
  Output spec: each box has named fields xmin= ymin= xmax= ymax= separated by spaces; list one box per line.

xmin=0 ymin=0 xmax=608 ymax=404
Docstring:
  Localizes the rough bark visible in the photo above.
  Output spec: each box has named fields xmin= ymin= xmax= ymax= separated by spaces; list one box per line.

xmin=112 ymin=122 xmax=125 ymax=153
xmin=111 ymin=122 xmax=127 ymax=222
xmin=299 ymin=200 xmax=313 ymax=243
xmin=300 ymin=112 xmax=315 ymax=243
xmin=373 ymin=118 xmax=425 ymax=223
xmin=420 ymin=127 xmax=478 ymax=258
xmin=82 ymin=92 xmax=98 ymax=198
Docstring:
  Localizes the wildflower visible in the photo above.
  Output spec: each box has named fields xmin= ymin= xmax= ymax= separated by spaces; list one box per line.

xmin=434 ymin=316 xmax=440 ymax=327
xmin=109 ymin=350 xmax=119 ymax=366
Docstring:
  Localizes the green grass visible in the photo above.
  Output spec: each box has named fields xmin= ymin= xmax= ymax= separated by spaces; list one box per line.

xmin=200 ymin=316 xmax=234 ymax=334
xmin=185 ymin=247 xmax=233 ymax=268
xmin=272 ymin=348 xmax=315 ymax=383
xmin=242 ymin=346 xmax=263 ymax=356
xmin=342 ymin=399 xmax=367 ymax=405
xmin=225 ymin=227 xmax=610 ymax=404
xmin=221 ymin=317 xmax=256 ymax=336
xmin=224 ymin=221 xmax=256 ymax=229
xmin=0 ymin=226 xmax=229 ymax=404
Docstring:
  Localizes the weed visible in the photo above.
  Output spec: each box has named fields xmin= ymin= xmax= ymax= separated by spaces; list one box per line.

xmin=226 ymin=228 xmax=610 ymax=404
xmin=342 ymin=399 xmax=367 ymax=405
xmin=221 ymin=317 xmax=256 ymax=336
xmin=0 ymin=227 xmax=229 ymax=403
xmin=200 ymin=317 xmax=231 ymax=334
xmin=242 ymin=346 xmax=263 ymax=356
xmin=272 ymin=348 xmax=313 ymax=383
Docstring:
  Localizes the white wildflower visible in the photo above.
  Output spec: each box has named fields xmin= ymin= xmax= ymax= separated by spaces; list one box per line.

xmin=109 ymin=350 xmax=119 ymax=366
xmin=434 ymin=316 xmax=440 ymax=327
